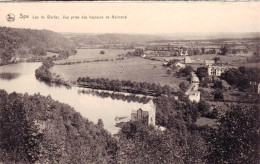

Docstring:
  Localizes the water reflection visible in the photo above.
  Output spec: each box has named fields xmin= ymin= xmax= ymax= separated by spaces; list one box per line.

xmin=78 ymin=89 xmax=151 ymax=104
xmin=0 ymin=73 xmax=20 ymax=80
xmin=0 ymin=62 xmax=145 ymax=134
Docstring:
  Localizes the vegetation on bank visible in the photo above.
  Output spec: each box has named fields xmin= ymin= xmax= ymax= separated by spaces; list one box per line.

xmin=35 ymin=59 xmax=70 ymax=87
xmin=0 ymin=90 xmax=117 ymax=163
xmin=0 ymin=27 xmax=76 ymax=65
xmin=77 ymin=77 xmax=176 ymax=96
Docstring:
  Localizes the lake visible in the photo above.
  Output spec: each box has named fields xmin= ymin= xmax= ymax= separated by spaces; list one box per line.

xmin=0 ymin=62 xmax=147 ymax=134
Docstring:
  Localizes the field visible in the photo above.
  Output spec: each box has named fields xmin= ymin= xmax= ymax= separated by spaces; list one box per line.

xmin=55 ymin=48 xmax=129 ymax=64
xmin=51 ymin=53 xmax=187 ymax=89
xmin=151 ymin=54 xmax=257 ymax=70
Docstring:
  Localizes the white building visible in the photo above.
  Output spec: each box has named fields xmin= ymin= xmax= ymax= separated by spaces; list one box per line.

xmin=187 ymin=91 xmax=200 ymax=102
xmin=172 ymin=62 xmax=186 ymax=70
xmin=208 ymin=66 xmax=227 ymax=76
xmin=131 ymin=100 xmax=156 ymax=126
xmin=204 ymin=60 xmax=215 ymax=66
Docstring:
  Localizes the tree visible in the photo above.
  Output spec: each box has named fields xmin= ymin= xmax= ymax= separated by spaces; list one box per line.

xmin=220 ymin=45 xmax=229 ymax=55
xmin=213 ymin=90 xmax=224 ymax=101
xmin=178 ymin=66 xmax=193 ymax=77
xmin=196 ymin=66 xmax=208 ymax=80
xmin=208 ymin=105 xmax=259 ymax=164
xmin=179 ymin=82 xmax=188 ymax=92
xmin=213 ymin=80 xmax=223 ymax=89
xmin=201 ymin=47 xmax=205 ymax=54
xmin=97 ymin=119 xmax=104 ymax=128
xmin=100 ymin=50 xmax=105 ymax=54
xmin=198 ymin=100 xmax=210 ymax=116
xmin=213 ymin=57 xmax=221 ymax=64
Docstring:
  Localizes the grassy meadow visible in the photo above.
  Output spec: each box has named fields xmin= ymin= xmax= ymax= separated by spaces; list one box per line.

xmin=55 ymin=48 xmax=129 ymax=64
xmin=51 ymin=51 xmax=186 ymax=89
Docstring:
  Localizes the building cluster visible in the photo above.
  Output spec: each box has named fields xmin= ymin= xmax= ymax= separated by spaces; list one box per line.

xmin=145 ymin=45 xmax=190 ymax=56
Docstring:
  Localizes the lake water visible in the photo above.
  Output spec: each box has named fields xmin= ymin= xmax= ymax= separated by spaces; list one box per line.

xmin=0 ymin=62 xmax=147 ymax=134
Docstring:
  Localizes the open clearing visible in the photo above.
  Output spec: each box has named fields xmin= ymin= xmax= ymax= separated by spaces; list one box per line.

xmin=51 ymin=55 xmax=186 ymax=89
xmin=55 ymin=48 xmax=129 ymax=64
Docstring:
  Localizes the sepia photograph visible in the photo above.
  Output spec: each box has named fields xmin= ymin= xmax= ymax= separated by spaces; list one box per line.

xmin=0 ymin=2 xmax=259 ymax=163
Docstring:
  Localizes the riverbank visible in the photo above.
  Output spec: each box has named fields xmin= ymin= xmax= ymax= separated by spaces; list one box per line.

xmin=35 ymin=60 xmax=71 ymax=88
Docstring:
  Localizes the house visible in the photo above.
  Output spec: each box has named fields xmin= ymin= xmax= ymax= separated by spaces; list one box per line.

xmin=250 ymin=81 xmax=260 ymax=94
xmin=204 ymin=60 xmax=215 ymax=66
xmin=163 ymin=62 xmax=169 ymax=66
xmin=187 ymin=91 xmax=200 ymax=102
xmin=172 ymin=62 xmax=185 ymax=70
xmin=141 ymin=54 xmax=147 ymax=58
xmin=207 ymin=66 xmax=227 ymax=76
xmin=131 ymin=100 xmax=156 ymax=126
xmin=180 ymin=49 xmax=188 ymax=56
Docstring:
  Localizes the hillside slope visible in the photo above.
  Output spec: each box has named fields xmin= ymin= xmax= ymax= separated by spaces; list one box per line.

xmin=69 ymin=33 xmax=165 ymax=45
xmin=0 ymin=90 xmax=117 ymax=163
xmin=0 ymin=27 xmax=76 ymax=65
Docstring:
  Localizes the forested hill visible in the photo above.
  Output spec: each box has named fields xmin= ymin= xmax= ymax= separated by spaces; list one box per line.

xmin=0 ymin=90 xmax=117 ymax=163
xmin=0 ymin=27 xmax=76 ymax=65
xmin=68 ymin=33 xmax=165 ymax=45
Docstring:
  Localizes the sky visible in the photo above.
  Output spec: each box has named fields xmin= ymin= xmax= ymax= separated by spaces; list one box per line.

xmin=0 ymin=2 xmax=260 ymax=34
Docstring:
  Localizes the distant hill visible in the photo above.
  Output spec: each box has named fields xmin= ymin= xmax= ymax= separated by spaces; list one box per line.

xmin=65 ymin=32 xmax=260 ymax=45
xmin=156 ymin=32 xmax=260 ymax=41
xmin=0 ymin=27 xmax=76 ymax=65
xmin=67 ymin=33 xmax=165 ymax=45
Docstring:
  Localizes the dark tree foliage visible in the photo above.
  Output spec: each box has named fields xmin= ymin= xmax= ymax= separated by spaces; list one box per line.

xmin=207 ymin=105 xmax=259 ymax=164
xmin=196 ymin=66 xmax=208 ymax=80
xmin=154 ymin=94 xmax=199 ymax=129
xmin=219 ymin=44 xmax=230 ymax=55
xmin=202 ymin=47 xmax=205 ymax=54
xmin=213 ymin=57 xmax=221 ymax=63
xmin=179 ymin=81 xmax=188 ymax=92
xmin=132 ymin=48 xmax=144 ymax=56
xmin=116 ymin=121 xmax=208 ymax=164
xmin=0 ymin=27 xmax=76 ymax=65
xmin=221 ymin=66 xmax=260 ymax=91
xmin=77 ymin=77 xmax=175 ymax=96
xmin=178 ymin=66 xmax=193 ymax=77
xmin=35 ymin=59 xmax=54 ymax=83
xmin=198 ymin=100 xmax=211 ymax=117
xmin=213 ymin=80 xmax=223 ymax=89
xmin=0 ymin=90 xmax=117 ymax=163
xmin=35 ymin=58 xmax=70 ymax=87
xmin=213 ymin=89 xmax=224 ymax=101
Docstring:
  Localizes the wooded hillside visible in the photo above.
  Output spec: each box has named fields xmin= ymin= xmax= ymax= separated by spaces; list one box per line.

xmin=0 ymin=90 xmax=117 ymax=163
xmin=0 ymin=27 xmax=76 ymax=65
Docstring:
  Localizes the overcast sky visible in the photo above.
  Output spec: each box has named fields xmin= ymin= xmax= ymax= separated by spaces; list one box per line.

xmin=0 ymin=2 xmax=260 ymax=34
